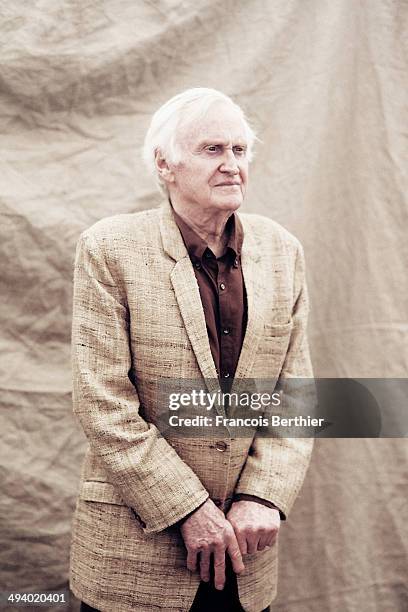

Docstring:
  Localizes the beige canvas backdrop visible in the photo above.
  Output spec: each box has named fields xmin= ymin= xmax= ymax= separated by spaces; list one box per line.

xmin=0 ymin=1 xmax=407 ymax=610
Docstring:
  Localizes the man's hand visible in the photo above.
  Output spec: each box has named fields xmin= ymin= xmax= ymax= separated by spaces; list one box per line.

xmin=226 ymin=500 xmax=280 ymax=555
xmin=180 ymin=498 xmax=245 ymax=590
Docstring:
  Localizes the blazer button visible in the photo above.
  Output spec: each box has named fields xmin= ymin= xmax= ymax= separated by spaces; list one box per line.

xmin=215 ymin=441 xmax=228 ymax=452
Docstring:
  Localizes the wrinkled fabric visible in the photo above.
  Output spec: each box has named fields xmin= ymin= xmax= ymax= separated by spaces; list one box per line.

xmin=0 ymin=1 xmax=407 ymax=611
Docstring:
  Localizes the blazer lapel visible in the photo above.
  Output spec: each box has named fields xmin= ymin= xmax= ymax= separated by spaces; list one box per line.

xmin=159 ymin=201 xmax=221 ymax=399
xmin=231 ymin=215 xmax=264 ymax=393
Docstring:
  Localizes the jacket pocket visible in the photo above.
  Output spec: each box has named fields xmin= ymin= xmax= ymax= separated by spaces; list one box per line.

xmin=264 ymin=320 xmax=293 ymax=338
xmin=79 ymin=480 xmax=125 ymax=506
xmin=79 ymin=480 xmax=147 ymax=528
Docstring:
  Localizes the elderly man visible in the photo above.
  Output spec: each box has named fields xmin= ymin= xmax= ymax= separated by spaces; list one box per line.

xmin=69 ymin=88 xmax=314 ymax=612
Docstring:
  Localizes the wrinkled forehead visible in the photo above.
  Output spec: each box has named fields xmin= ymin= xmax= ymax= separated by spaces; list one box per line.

xmin=177 ymin=101 xmax=248 ymax=148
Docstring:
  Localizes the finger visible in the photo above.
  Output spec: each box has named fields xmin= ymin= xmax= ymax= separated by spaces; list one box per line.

xmin=186 ymin=548 xmax=198 ymax=572
xmin=246 ymin=532 xmax=259 ymax=555
xmin=199 ymin=549 xmax=211 ymax=582
xmin=227 ymin=537 xmax=245 ymax=574
xmin=266 ymin=529 xmax=278 ymax=548
xmin=257 ymin=533 xmax=270 ymax=551
xmin=257 ymin=527 xmax=272 ymax=551
xmin=235 ymin=530 xmax=248 ymax=556
xmin=213 ymin=548 xmax=226 ymax=590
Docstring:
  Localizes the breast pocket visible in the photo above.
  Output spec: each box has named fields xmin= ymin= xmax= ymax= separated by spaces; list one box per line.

xmin=264 ymin=321 xmax=293 ymax=339
xmin=255 ymin=321 xmax=293 ymax=376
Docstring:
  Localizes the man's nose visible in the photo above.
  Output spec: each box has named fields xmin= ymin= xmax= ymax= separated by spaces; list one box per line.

xmin=219 ymin=149 xmax=239 ymax=173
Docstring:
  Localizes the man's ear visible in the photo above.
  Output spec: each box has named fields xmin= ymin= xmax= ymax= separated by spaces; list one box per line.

xmin=154 ymin=149 xmax=175 ymax=184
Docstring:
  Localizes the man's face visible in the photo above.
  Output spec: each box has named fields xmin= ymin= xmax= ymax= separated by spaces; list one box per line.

xmin=166 ymin=102 xmax=249 ymax=214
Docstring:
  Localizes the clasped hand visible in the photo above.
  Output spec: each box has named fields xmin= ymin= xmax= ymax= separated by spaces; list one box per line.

xmin=180 ymin=498 xmax=280 ymax=590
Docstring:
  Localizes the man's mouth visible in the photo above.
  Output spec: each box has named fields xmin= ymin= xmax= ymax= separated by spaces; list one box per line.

xmin=216 ymin=182 xmax=241 ymax=187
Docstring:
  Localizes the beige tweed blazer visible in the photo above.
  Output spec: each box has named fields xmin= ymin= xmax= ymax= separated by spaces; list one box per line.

xmin=69 ymin=199 xmax=314 ymax=612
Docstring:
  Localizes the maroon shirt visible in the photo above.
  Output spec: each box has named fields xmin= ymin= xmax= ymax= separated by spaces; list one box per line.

xmin=171 ymin=206 xmax=246 ymax=382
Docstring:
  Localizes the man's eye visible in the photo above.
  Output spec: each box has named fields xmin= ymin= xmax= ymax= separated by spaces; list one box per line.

xmin=207 ymin=145 xmax=219 ymax=152
xmin=233 ymin=147 xmax=246 ymax=155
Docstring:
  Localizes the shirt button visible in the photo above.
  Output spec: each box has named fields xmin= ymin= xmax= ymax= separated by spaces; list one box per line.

xmin=215 ymin=441 xmax=228 ymax=452
xmin=205 ymin=251 xmax=212 ymax=258
xmin=220 ymin=283 xmax=226 ymax=290
xmin=194 ymin=262 xmax=201 ymax=270
xmin=223 ymin=372 xmax=230 ymax=378
xmin=233 ymin=258 xmax=239 ymax=268
xmin=222 ymin=328 xmax=230 ymax=335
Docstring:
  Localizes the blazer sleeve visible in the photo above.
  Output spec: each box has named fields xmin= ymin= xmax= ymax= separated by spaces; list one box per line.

xmin=234 ymin=242 xmax=315 ymax=519
xmin=71 ymin=231 xmax=209 ymax=533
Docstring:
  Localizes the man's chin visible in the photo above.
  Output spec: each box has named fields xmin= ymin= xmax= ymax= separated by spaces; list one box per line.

xmin=213 ymin=196 xmax=243 ymax=211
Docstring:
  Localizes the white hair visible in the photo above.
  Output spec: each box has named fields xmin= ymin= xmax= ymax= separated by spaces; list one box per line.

xmin=142 ymin=87 xmax=257 ymax=194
